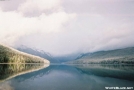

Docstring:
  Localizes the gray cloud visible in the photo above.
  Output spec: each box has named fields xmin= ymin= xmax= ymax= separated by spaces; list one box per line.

xmin=0 ymin=0 xmax=134 ymax=56
xmin=0 ymin=0 xmax=25 ymax=11
xmin=62 ymin=0 xmax=134 ymax=15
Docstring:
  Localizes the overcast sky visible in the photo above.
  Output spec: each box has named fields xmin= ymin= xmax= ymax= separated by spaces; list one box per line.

xmin=0 ymin=0 xmax=134 ymax=56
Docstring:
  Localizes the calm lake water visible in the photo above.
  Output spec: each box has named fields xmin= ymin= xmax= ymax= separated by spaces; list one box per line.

xmin=0 ymin=64 xmax=134 ymax=90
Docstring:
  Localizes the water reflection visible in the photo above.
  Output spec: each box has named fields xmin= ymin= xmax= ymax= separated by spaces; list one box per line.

xmin=74 ymin=64 xmax=134 ymax=81
xmin=0 ymin=64 xmax=134 ymax=90
xmin=0 ymin=81 xmax=14 ymax=90
xmin=0 ymin=64 xmax=49 ymax=82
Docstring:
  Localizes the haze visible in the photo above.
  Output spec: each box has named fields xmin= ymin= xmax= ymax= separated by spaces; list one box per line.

xmin=0 ymin=0 xmax=134 ymax=56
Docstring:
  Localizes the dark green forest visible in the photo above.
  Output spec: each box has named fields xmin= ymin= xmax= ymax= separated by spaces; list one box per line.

xmin=0 ymin=44 xmax=49 ymax=64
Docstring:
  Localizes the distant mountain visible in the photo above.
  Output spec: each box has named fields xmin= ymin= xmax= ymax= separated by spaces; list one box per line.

xmin=16 ymin=45 xmax=83 ymax=63
xmin=17 ymin=45 xmax=59 ymax=63
xmin=53 ymin=53 xmax=85 ymax=63
xmin=68 ymin=47 xmax=134 ymax=64
xmin=0 ymin=44 xmax=50 ymax=64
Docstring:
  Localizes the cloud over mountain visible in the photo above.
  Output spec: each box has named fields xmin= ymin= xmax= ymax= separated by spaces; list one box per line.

xmin=0 ymin=0 xmax=134 ymax=56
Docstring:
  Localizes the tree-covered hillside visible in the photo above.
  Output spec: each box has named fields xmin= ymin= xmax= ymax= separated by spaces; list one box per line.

xmin=0 ymin=44 xmax=50 ymax=64
xmin=68 ymin=47 xmax=134 ymax=64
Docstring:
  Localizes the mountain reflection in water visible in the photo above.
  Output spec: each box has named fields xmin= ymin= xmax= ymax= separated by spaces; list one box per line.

xmin=0 ymin=64 xmax=49 ymax=82
xmin=0 ymin=64 xmax=134 ymax=90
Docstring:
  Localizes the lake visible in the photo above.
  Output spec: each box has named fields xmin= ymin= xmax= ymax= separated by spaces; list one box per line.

xmin=0 ymin=64 xmax=134 ymax=90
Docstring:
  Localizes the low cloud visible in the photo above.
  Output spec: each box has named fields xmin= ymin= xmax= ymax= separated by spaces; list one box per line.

xmin=0 ymin=0 xmax=134 ymax=56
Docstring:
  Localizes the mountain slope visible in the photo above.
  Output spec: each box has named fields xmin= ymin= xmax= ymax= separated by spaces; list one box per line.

xmin=17 ymin=45 xmax=83 ymax=63
xmin=17 ymin=45 xmax=59 ymax=63
xmin=68 ymin=47 xmax=134 ymax=64
xmin=0 ymin=44 xmax=50 ymax=64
